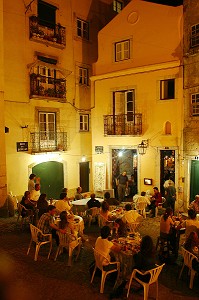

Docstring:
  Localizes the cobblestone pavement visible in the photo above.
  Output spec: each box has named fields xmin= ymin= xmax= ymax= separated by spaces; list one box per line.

xmin=0 ymin=215 xmax=198 ymax=300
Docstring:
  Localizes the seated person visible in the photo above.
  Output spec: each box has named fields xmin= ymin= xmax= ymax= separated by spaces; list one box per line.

xmin=113 ymin=218 xmax=127 ymax=238
xmin=149 ymin=187 xmax=162 ymax=217
xmin=182 ymin=209 xmax=199 ymax=238
xmin=37 ymin=205 xmax=66 ymax=243
xmin=95 ymin=226 xmax=121 ymax=269
xmin=30 ymin=183 xmax=40 ymax=202
xmin=100 ymin=201 xmax=112 ymax=220
xmin=122 ymin=203 xmax=143 ymax=224
xmin=55 ymin=192 xmax=73 ymax=214
xmin=160 ymin=207 xmax=176 ymax=254
xmin=87 ymin=193 xmax=101 ymax=209
xmin=75 ymin=186 xmax=87 ymax=200
xmin=184 ymin=231 xmax=199 ymax=273
xmin=104 ymin=191 xmax=119 ymax=206
xmin=37 ymin=193 xmax=48 ymax=219
xmin=59 ymin=211 xmax=76 ymax=236
xmin=20 ymin=191 xmax=35 ymax=218
xmin=133 ymin=235 xmax=156 ymax=283
xmin=189 ymin=195 xmax=199 ymax=214
xmin=135 ymin=191 xmax=150 ymax=208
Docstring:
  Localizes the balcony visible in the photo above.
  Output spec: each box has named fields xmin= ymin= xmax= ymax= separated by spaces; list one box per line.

xmin=30 ymin=132 xmax=67 ymax=153
xmin=30 ymin=73 xmax=66 ymax=101
xmin=104 ymin=114 xmax=142 ymax=136
xmin=29 ymin=15 xmax=66 ymax=49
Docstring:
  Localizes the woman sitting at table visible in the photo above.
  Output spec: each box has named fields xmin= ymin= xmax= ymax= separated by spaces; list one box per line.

xmin=113 ymin=218 xmax=127 ymax=238
xmin=20 ymin=191 xmax=35 ymax=218
xmin=37 ymin=193 xmax=48 ymax=219
xmin=184 ymin=231 xmax=199 ymax=273
xmin=122 ymin=203 xmax=143 ymax=224
xmin=59 ymin=211 xmax=76 ymax=236
xmin=133 ymin=235 xmax=156 ymax=283
xmin=160 ymin=207 xmax=176 ymax=254
xmin=182 ymin=209 xmax=199 ymax=238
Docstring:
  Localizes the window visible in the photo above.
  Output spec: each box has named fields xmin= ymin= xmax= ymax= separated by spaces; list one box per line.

xmin=191 ymin=93 xmax=199 ymax=116
xmin=79 ymin=67 xmax=89 ymax=85
xmin=160 ymin=79 xmax=175 ymax=100
xmin=114 ymin=90 xmax=135 ymax=121
xmin=80 ymin=114 xmax=89 ymax=131
xmin=39 ymin=112 xmax=56 ymax=150
xmin=38 ymin=0 xmax=57 ymax=28
xmin=115 ymin=40 xmax=130 ymax=62
xmin=77 ymin=18 xmax=89 ymax=40
xmin=113 ymin=0 xmax=123 ymax=13
xmin=191 ymin=24 xmax=199 ymax=48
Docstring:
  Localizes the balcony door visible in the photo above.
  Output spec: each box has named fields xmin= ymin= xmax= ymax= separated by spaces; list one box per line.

xmin=39 ymin=112 xmax=56 ymax=150
xmin=113 ymin=90 xmax=135 ymax=134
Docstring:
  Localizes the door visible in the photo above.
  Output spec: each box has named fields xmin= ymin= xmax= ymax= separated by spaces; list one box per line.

xmin=80 ymin=162 xmax=89 ymax=193
xmin=32 ymin=161 xmax=64 ymax=199
xmin=190 ymin=160 xmax=199 ymax=202
xmin=39 ymin=112 xmax=56 ymax=150
xmin=160 ymin=150 xmax=175 ymax=196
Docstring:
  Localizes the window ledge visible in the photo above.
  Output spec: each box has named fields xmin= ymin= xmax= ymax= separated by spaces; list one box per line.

xmin=30 ymin=95 xmax=66 ymax=103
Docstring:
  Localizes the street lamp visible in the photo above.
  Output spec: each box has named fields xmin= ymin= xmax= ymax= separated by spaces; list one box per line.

xmin=137 ymin=140 xmax=148 ymax=155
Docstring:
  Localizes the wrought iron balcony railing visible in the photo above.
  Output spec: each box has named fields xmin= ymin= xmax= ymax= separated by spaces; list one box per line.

xmin=104 ymin=113 xmax=142 ymax=136
xmin=29 ymin=15 xmax=66 ymax=48
xmin=30 ymin=132 xmax=67 ymax=153
xmin=30 ymin=74 xmax=66 ymax=99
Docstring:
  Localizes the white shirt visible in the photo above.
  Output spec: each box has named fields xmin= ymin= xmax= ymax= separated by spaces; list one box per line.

xmin=95 ymin=237 xmax=113 ymax=265
xmin=30 ymin=190 xmax=40 ymax=201
xmin=55 ymin=200 xmax=71 ymax=213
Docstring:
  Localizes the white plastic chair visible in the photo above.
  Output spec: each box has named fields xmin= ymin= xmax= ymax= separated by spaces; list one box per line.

xmin=127 ymin=221 xmax=140 ymax=233
xmin=87 ymin=207 xmax=100 ymax=226
xmin=91 ymin=248 xmax=120 ymax=293
xmin=127 ymin=263 xmax=165 ymax=299
xmin=136 ymin=201 xmax=147 ymax=218
xmin=54 ymin=232 xmax=82 ymax=266
xmin=179 ymin=247 xmax=199 ymax=289
xmin=27 ymin=224 xmax=52 ymax=261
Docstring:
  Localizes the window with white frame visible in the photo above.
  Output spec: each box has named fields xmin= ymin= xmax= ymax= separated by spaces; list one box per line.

xmin=39 ymin=112 xmax=56 ymax=141
xmin=113 ymin=0 xmax=123 ymax=13
xmin=191 ymin=93 xmax=199 ymax=116
xmin=160 ymin=79 xmax=175 ymax=100
xmin=77 ymin=18 xmax=89 ymax=40
xmin=80 ymin=114 xmax=89 ymax=131
xmin=115 ymin=40 xmax=130 ymax=62
xmin=79 ymin=67 xmax=89 ymax=85
xmin=191 ymin=24 xmax=199 ymax=48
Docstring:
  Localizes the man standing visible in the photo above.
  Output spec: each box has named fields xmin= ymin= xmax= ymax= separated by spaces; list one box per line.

xmin=165 ymin=181 xmax=176 ymax=213
xmin=30 ymin=183 xmax=40 ymax=202
xmin=117 ymin=171 xmax=129 ymax=202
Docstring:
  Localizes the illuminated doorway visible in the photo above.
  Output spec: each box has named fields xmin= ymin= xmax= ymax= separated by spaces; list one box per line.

xmin=160 ymin=150 xmax=175 ymax=195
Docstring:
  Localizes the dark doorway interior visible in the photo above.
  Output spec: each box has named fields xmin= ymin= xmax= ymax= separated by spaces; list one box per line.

xmin=190 ymin=160 xmax=199 ymax=202
xmin=80 ymin=162 xmax=89 ymax=193
xmin=112 ymin=149 xmax=137 ymax=199
xmin=160 ymin=150 xmax=175 ymax=195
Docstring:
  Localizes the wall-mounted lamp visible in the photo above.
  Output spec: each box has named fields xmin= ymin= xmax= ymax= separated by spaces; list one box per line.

xmin=21 ymin=125 xmax=28 ymax=129
xmin=137 ymin=140 xmax=148 ymax=155
xmin=81 ymin=155 xmax=86 ymax=162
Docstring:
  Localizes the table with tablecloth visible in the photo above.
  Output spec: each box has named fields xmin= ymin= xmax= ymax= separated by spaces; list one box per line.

xmin=71 ymin=198 xmax=104 ymax=215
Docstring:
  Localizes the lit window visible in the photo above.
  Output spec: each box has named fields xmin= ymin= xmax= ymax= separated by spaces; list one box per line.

xmin=160 ymin=79 xmax=175 ymax=100
xmin=115 ymin=40 xmax=130 ymax=62
xmin=80 ymin=114 xmax=89 ymax=131
xmin=77 ymin=18 xmax=89 ymax=40
xmin=113 ymin=0 xmax=123 ymax=13
xmin=79 ymin=67 xmax=89 ymax=85
xmin=191 ymin=93 xmax=199 ymax=116
xmin=191 ymin=24 xmax=199 ymax=47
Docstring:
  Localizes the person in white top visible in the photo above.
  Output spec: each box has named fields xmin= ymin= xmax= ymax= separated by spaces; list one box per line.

xmin=55 ymin=192 xmax=73 ymax=214
xmin=135 ymin=191 xmax=150 ymax=207
xmin=122 ymin=203 xmax=143 ymax=224
xmin=30 ymin=183 xmax=40 ymax=201
xmin=95 ymin=226 xmax=121 ymax=267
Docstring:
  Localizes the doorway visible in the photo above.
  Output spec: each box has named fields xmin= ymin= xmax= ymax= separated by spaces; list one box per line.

xmin=190 ymin=160 xmax=199 ymax=202
xmin=160 ymin=150 xmax=175 ymax=195
xmin=32 ymin=161 xmax=64 ymax=199
xmin=112 ymin=149 xmax=137 ymax=199
xmin=79 ymin=162 xmax=90 ymax=193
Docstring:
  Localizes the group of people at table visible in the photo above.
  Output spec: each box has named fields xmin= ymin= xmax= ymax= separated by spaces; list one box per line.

xmin=18 ymin=173 xmax=199 ymax=288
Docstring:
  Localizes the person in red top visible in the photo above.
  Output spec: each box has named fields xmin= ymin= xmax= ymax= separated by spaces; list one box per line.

xmin=150 ymin=187 xmax=162 ymax=217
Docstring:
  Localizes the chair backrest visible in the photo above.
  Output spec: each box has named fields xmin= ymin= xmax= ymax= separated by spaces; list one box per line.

xmin=181 ymin=247 xmax=198 ymax=269
xmin=146 ymin=264 xmax=165 ymax=285
xmin=136 ymin=201 xmax=146 ymax=210
xmin=127 ymin=222 xmax=140 ymax=232
xmin=57 ymin=231 xmax=75 ymax=247
xmin=93 ymin=248 xmax=110 ymax=271
xmin=89 ymin=207 xmax=100 ymax=217
xmin=30 ymin=224 xmax=43 ymax=243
